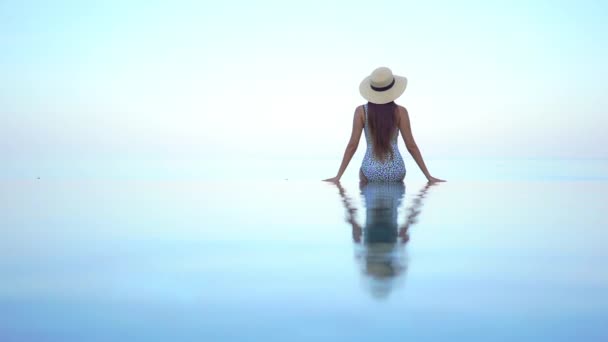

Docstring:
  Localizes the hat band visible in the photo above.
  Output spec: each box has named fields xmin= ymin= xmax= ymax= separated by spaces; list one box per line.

xmin=370 ymin=78 xmax=395 ymax=92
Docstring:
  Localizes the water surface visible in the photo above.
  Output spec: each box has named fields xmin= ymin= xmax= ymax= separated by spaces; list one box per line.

xmin=1 ymin=159 xmax=607 ymax=341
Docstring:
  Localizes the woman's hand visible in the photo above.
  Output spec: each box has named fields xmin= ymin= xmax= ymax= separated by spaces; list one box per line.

xmin=323 ymin=176 xmax=341 ymax=183
xmin=427 ymin=176 xmax=446 ymax=184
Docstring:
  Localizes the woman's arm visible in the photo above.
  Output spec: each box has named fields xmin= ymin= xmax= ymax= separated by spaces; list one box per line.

xmin=397 ymin=106 xmax=445 ymax=183
xmin=323 ymin=106 xmax=365 ymax=183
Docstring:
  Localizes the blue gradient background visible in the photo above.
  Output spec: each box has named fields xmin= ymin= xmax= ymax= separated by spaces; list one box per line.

xmin=2 ymin=0 xmax=607 ymax=170
xmin=2 ymin=2 xmax=608 ymax=341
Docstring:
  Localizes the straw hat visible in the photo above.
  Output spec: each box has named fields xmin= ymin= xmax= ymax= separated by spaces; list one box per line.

xmin=359 ymin=67 xmax=408 ymax=104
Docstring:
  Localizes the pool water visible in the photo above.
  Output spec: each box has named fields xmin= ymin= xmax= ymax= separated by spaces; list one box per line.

xmin=1 ymin=159 xmax=607 ymax=341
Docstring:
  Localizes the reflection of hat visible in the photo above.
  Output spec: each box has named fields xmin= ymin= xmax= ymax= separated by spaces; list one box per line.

xmin=363 ymin=243 xmax=407 ymax=299
xmin=359 ymin=67 xmax=408 ymax=104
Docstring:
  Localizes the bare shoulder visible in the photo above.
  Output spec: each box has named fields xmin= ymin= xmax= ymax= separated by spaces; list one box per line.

xmin=394 ymin=105 xmax=408 ymax=125
xmin=354 ymin=104 xmax=365 ymax=124
xmin=397 ymin=105 xmax=410 ymax=121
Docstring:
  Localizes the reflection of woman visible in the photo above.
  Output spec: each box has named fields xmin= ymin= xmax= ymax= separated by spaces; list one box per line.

xmin=324 ymin=66 xmax=445 ymax=184
xmin=332 ymin=181 xmax=437 ymax=298
xmin=358 ymin=182 xmax=408 ymax=299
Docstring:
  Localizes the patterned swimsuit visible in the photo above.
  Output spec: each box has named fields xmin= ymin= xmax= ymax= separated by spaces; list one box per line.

xmin=360 ymin=103 xmax=406 ymax=182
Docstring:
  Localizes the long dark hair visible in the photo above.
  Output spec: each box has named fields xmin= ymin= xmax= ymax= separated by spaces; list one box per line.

xmin=367 ymin=101 xmax=398 ymax=162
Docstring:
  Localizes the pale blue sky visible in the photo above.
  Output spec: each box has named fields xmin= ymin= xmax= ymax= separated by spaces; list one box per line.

xmin=1 ymin=0 xmax=607 ymax=164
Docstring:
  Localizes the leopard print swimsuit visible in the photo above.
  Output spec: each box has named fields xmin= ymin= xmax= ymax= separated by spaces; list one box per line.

xmin=360 ymin=103 xmax=406 ymax=182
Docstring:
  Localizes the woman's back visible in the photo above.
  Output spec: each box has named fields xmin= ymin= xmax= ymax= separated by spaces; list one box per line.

xmin=361 ymin=103 xmax=406 ymax=182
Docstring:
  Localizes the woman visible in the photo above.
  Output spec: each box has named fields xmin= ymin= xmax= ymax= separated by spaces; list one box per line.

xmin=324 ymin=67 xmax=445 ymax=184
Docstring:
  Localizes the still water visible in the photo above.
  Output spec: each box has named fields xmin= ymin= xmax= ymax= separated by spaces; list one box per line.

xmin=1 ymin=159 xmax=607 ymax=341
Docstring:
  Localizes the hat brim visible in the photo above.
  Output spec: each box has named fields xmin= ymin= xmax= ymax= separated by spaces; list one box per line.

xmin=359 ymin=75 xmax=407 ymax=104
